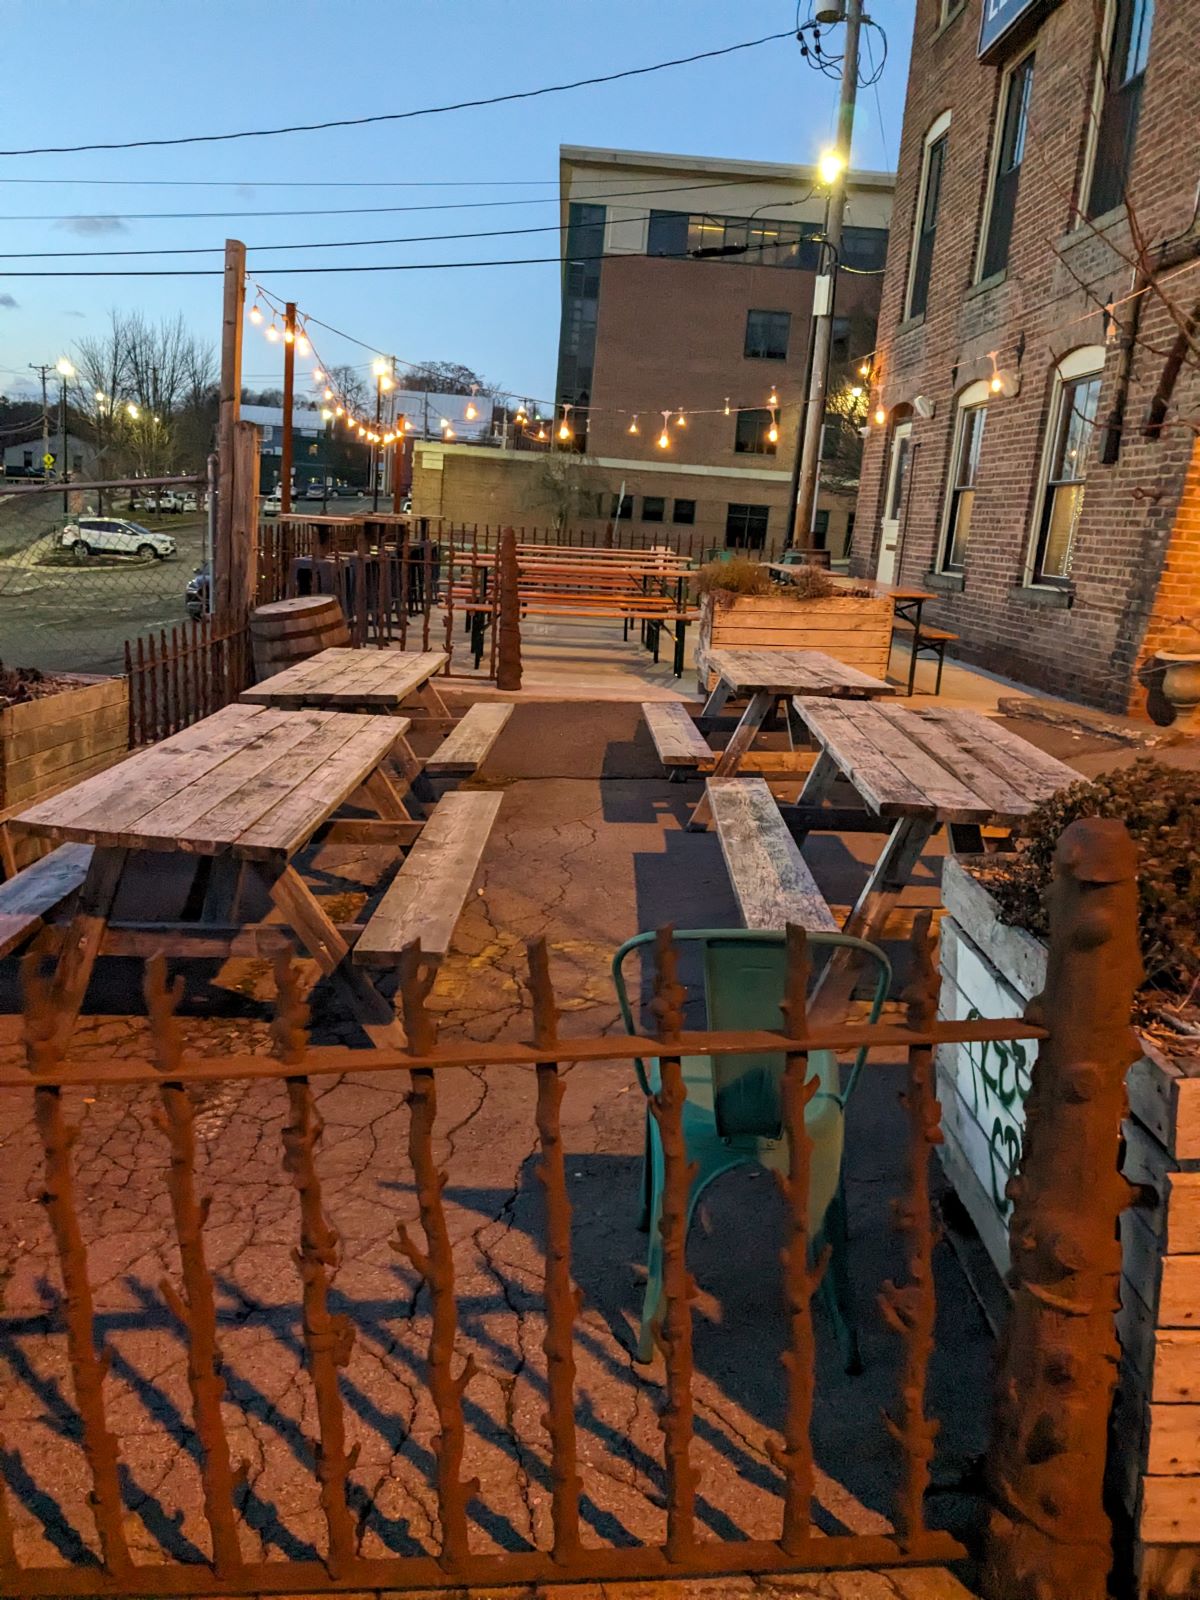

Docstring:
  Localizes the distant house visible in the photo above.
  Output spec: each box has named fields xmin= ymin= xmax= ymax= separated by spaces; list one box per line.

xmin=1 ymin=431 xmax=95 ymax=479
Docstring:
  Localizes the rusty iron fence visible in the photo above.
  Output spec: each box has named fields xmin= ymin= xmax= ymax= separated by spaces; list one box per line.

xmin=123 ymin=615 xmax=252 ymax=748
xmin=0 ymin=827 xmax=1143 ymax=1599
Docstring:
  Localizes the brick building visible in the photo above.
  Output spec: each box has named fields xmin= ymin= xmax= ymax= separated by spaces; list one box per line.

xmin=849 ymin=0 xmax=1200 ymax=714
xmin=553 ymin=146 xmax=893 ymax=557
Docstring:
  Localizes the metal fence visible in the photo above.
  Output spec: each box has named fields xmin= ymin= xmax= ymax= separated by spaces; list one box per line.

xmin=0 ymin=850 xmax=1142 ymax=1597
xmin=0 ymin=478 xmax=206 ymax=676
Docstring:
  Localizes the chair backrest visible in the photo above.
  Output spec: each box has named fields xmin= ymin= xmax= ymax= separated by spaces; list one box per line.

xmin=611 ymin=929 xmax=891 ymax=1143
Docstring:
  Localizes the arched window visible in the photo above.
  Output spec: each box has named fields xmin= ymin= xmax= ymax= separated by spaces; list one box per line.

xmin=1028 ymin=346 xmax=1107 ymax=584
xmin=905 ymin=112 xmax=951 ymax=320
xmin=939 ymin=380 xmax=991 ymax=572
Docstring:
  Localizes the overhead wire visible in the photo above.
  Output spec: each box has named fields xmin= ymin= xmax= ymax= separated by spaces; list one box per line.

xmin=0 ymin=32 xmax=794 ymax=156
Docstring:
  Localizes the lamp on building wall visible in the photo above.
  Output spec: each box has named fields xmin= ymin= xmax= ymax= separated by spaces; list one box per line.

xmin=913 ymin=394 xmax=935 ymax=418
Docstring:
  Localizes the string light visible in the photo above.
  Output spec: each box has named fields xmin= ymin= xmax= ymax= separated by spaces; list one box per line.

xmin=444 ymin=424 xmax=456 ymax=439
xmin=989 ymin=373 xmax=1003 ymax=393
xmin=334 ymin=405 xmax=344 ymax=417
xmin=767 ymin=386 xmax=778 ymax=407
xmin=874 ymin=405 xmax=886 ymax=425
xmin=859 ymin=361 xmax=871 ymax=377
xmin=265 ymin=322 xmax=280 ymax=343
xmin=724 ymin=397 xmax=731 ymax=416
xmin=767 ymin=411 xmax=779 ymax=445
xmin=628 ymin=414 xmax=639 ymax=435
xmin=312 ymin=367 xmax=324 ymax=381
xmin=295 ymin=333 xmax=310 ymax=355
xmin=380 ymin=374 xmax=394 ymax=391
xmin=321 ymin=407 xmax=333 ymax=420
xmin=283 ymin=325 xmax=295 ymax=345
xmin=248 ymin=303 xmax=263 ymax=325
xmin=657 ymin=409 xmax=671 ymax=449
xmin=324 ymin=387 xmax=334 ymax=400
xmin=675 ymin=409 xmax=686 ymax=428
xmin=465 ymin=383 xmax=479 ymax=421
xmin=536 ymin=424 xmax=547 ymax=441
xmin=557 ymin=402 xmax=573 ymax=442
xmin=515 ymin=405 xmax=527 ymax=424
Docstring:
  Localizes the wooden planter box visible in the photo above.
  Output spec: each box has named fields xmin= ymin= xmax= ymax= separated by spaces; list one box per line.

xmin=939 ymin=855 xmax=1200 ymax=1595
xmin=696 ymin=590 xmax=893 ymax=689
xmin=1 ymin=675 xmax=129 ymax=870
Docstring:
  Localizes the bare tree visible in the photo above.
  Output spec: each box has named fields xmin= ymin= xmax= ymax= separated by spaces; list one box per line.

xmin=326 ymin=364 xmax=370 ymax=416
xmin=526 ymin=451 xmax=603 ymax=534
xmin=398 ymin=360 xmax=496 ymax=396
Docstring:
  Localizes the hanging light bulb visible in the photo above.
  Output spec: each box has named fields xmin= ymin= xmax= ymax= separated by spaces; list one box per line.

xmin=465 ymin=384 xmax=478 ymax=421
xmin=248 ymin=303 xmax=263 ymax=326
xmin=372 ymin=357 xmax=388 ymax=378
xmin=557 ymin=403 xmax=573 ymax=442
xmin=628 ymin=414 xmax=639 ymax=435
xmin=724 ymin=397 xmax=731 ymax=416
xmin=312 ymin=368 xmax=324 ymax=382
xmin=874 ymin=405 xmax=887 ymax=426
xmin=295 ymin=334 xmax=310 ymax=355
xmin=859 ymin=361 xmax=871 ymax=377
xmin=335 ymin=406 xmax=344 ymax=418
xmin=380 ymin=374 xmax=394 ymax=392
xmin=445 ymin=424 xmax=456 ymax=439
xmin=283 ymin=325 xmax=295 ymax=345
xmin=321 ymin=408 xmax=333 ymax=421
xmin=767 ymin=386 xmax=779 ymax=407
xmin=767 ymin=412 xmax=779 ymax=445
xmin=515 ymin=406 xmax=527 ymax=425
xmin=265 ymin=323 xmax=280 ymax=343
xmin=324 ymin=387 xmax=334 ymax=400
xmin=657 ymin=410 xmax=671 ymax=450
xmin=990 ymin=372 xmax=1003 ymax=393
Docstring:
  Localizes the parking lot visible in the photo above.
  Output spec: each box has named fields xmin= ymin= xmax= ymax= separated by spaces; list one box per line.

xmin=0 ymin=500 xmax=207 ymax=675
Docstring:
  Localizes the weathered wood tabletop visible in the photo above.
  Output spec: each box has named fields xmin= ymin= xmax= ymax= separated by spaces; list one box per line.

xmin=240 ymin=647 xmax=449 ymax=713
xmin=786 ymin=701 xmax=1078 ymax=1021
xmin=687 ymin=647 xmax=895 ymax=828
xmin=11 ymin=702 xmax=425 ymax=1050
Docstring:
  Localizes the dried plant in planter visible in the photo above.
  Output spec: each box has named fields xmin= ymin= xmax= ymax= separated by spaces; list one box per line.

xmin=983 ymin=759 xmax=1200 ymax=1006
xmin=693 ymin=558 xmax=837 ymax=605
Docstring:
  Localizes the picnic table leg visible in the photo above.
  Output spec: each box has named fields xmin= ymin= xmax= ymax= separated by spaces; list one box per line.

xmin=688 ymin=689 xmax=774 ymax=832
xmin=783 ymin=749 xmax=842 ymax=844
xmin=809 ymin=815 xmax=937 ymax=1026
xmin=700 ymin=676 xmax=733 ymax=720
xmin=200 ymin=854 xmax=245 ymax=923
xmin=253 ymin=862 xmax=405 ymax=1048
xmin=41 ymin=845 xmax=128 ymax=1053
xmin=411 ymin=678 xmax=453 ymax=723
xmin=673 ymin=621 xmax=687 ymax=679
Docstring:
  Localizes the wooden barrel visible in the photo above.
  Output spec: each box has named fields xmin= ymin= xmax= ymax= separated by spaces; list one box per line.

xmin=250 ymin=595 xmax=351 ymax=678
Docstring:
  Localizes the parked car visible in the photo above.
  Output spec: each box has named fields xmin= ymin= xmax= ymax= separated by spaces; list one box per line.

xmin=334 ymin=483 xmax=361 ymax=497
xmin=185 ymin=562 xmax=210 ymax=619
xmin=262 ymin=488 xmax=282 ymax=517
xmin=304 ymin=481 xmax=327 ymax=501
xmin=60 ymin=517 xmax=176 ymax=560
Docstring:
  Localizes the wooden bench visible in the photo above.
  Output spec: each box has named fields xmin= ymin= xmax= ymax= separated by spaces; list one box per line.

xmin=707 ymin=777 xmax=837 ymax=933
xmin=354 ymin=790 xmax=503 ymax=966
xmin=0 ymin=843 xmax=95 ymax=959
xmin=893 ymin=621 xmax=959 ymax=696
xmin=643 ymin=702 xmax=712 ymax=776
xmin=425 ymin=703 xmax=513 ymax=779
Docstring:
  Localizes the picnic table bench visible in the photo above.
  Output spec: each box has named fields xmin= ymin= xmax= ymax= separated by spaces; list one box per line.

xmin=707 ymin=776 xmax=837 ymax=933
xmin=4 ymin=702 xmax=503 ymax=1048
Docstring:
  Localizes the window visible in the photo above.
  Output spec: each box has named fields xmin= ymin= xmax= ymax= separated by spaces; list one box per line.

xmin=745 ymin=309 xmax=791 ymax=360
xmin=841 ymin=226 xmax=888 ymax=272
xmin=22 ymin=450 xmax=32 ymax=469
xmin=611 ymin=492 xmax=633 ymax=521
xmin=646 ymin=209 xmax=821 ymax=268
xmin=725 ymin=503 xmax=770 ymax=550
xmin=1087 ymin=0 xmax=1154 ymax=217
xmin=941 ymin=383 xmax=989 ymax=570
xmin=641 ymin=495 xmax=665 ymax=523
xmin=734 ymin=408 xmax=777 ymax=456
xmin=980 ymin=53 xmax=1034 ymax=280
xmin=672 ymin=498 xmax=696 ymax=525
xmin=1031 ymin=349 xmax=1105 ymax=583
xmin=906 ymin=113 xmax=950 ymax=320
xmin=813 ymin=509 xmax=831 ymax=545
xmin=554 ymin=201 xmax=606 ymax=449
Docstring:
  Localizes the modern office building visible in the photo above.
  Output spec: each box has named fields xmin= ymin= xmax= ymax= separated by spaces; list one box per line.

xmin=552 ymin=145 xmax=894 ymax=555
xmin=849 ymin=0 xmax=1198 ymax=715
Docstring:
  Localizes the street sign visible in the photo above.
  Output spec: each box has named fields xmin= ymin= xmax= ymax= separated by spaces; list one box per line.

xmin=42 ymin=452 xmax=55 ymax=469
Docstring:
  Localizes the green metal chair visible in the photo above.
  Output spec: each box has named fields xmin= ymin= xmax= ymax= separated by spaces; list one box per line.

xmin=611 ymin=929 xmax=891 ymax=1368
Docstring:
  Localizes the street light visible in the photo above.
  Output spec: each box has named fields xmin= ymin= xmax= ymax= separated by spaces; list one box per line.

xmin=817 ymin=148 xmax=846 ymax=187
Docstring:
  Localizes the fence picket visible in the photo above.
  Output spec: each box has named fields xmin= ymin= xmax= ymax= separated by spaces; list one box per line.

xmin=396 ymin=1065 xmax=479 ymax=1571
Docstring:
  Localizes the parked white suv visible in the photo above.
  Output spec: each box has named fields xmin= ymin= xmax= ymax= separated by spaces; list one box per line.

xmin=60 ymin=517 xmax=176 ymax=560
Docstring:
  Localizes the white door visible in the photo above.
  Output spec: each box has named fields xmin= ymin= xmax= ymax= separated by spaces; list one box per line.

xmin=876 ymin=421 xmax=913 ymax=584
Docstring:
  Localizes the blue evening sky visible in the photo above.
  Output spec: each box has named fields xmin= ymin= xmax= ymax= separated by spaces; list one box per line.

xmin=1 ymin=1 xmax=914 ymax=408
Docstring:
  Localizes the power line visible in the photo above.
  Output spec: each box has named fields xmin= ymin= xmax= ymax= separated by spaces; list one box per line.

xmin=0 ymin=176 xmax=776 ymax=225
xmin=0 ymin=32 xmax=793 ymax=157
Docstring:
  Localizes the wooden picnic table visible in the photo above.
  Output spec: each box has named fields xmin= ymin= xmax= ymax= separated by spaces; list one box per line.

xmin=9 ymin=702 xmax=427 ymax=1048
xmin=784 ymin=700 xmax=1078 ymax=1019
xmin=688 ymin=647 xmax=895 ymax=828
xmin=240 ymin=647 xmax=451 ymax=723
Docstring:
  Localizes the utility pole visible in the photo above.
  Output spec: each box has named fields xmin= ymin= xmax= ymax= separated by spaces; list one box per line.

xmin=29 ymin=364 xmax=51 ymax=482
xmin=791 ymin=0 xmax=862 ymax=547
xmin=214 ymin=237 xmax=247 ymax=619
xmin=280 ymin=302 xmax=296 ymax=514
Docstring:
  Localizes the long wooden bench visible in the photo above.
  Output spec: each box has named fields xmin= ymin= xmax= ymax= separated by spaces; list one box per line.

xmin=0 ymin=843 xmax=94 ymax=959
xmin=707 ymin=777 xmax=837 ymax=933
xmin=354 ymin=790 xmax=503 ymax=966
xmin=425 ymin=703 xmax=513 ymax=779
xmin=642 ymin=702 xmax=712 ymax=774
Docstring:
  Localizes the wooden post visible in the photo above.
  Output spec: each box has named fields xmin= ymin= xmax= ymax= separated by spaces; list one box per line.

xmin=280 ymin=302 xmax=295 ymax=515
xmin=495 ymin=524 xmax=522 ymax=690
xmin=214 ymin=239 xmax=246 ymax=620
xmin=230 ymin=421 xmax=260 ymax=617
xmin=982 ymin=818 xmax=1143 ymax=1600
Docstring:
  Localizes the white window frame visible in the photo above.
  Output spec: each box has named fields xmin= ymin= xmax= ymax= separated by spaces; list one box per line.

xmin=975 ymin=45 xmax=1036 ymax=285
xmin=938 ymin=380 xmax=991 ymax=570
xmin=1025 ymin=344 xmax=1106 ymax=585
xmin=904 ymin=111 xmax=951 ymax=321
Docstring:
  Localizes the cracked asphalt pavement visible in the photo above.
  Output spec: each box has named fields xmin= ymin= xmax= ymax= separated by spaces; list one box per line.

xmin=0 ymin=702 xmax=986 ymax=1596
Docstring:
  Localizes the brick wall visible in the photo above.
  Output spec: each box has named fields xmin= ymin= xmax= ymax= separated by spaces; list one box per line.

xmin=850 ymin=0 xmax=1200 ymax=713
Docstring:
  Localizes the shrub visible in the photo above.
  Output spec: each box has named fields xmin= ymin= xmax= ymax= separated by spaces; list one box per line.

xmin=985 ymin=759 xmax=1200 ymax=998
